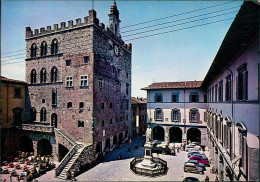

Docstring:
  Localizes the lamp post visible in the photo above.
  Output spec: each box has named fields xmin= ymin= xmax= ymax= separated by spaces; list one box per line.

xmin=225 ymin=68 xmax=235 ymax=163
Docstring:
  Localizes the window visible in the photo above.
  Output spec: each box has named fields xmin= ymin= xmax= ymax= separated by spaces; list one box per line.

xmin=225 ymin=75 xmax=231 ymax=102
xmin=40 ymin=68 xmax=47 ymax=83
xmin=42 ymin=99 xmax=45 ymax=103
xmin=155 ymin=93 xmax=163 ymax=103
xmin=31 ymin=107 xmax=36 ymax=122
xmin=211 ymin=88 xmax=214 ymax=102
xmin=31 ymin=43 xmax=37 ymax=58
xmin=80 ymin=75 xmax=88 ymax=87
xmin=215 ymin=84 xmax=218 ymax=102
xmin=51 ymin=39 xmax=58 ymax=54
xmin=110 ymin=103 xmax=113 ymax=109
xmin=189 ymin=93 xmax=199 ymax=102
xmin=126 ymin=72 xmax=129 ymax=79
xmin=102 ymin=120 xmax=104 ymax=126
xmin=101 ymin=102 xmax=105 ymax=109
xmin=218 ymin=81 xmax=223 ymax=102
xmin=171 ymin=108 xmax=180 ymax=122
xmin=204 ymin=95 xmax=207 ymax=103
xmin=126 ymin=83 xmax=129 ymax=95
xmin=14 ymin=88 xmax=21 ymax=98
xmin=172 ymin=93 xmax=179 ymax=103
xmin=116 ymin=81 xmax=121 ymax=91
xmin=110 ymin=119 xmax=112 ymax=124
xmin=78 ymin=120 xmax=84 ymax=128
xmin=66 ymin=76 xmax=73 ymax=87
xmin=237 ymin=64 xmax=248 ymax=101
xmin=40 ymin=107 xmax=47 ymax=122
xmin=51 ymin=66 xmax=58 ymax=82
xmin=66 ymin=60 xmax=71 ymax=66
xmin=83 ymin=56 xmax=89 ymax=63
xmin=79 ymin=102 xmax=84 ymax=109
xmin=40 ymin=41 xmax=47 ymax=56
xmin=154 ymin=108 xmax=163 ymax=121
xmin=189 ymin=108 xmax=200 ymax=123
xmin=13 ymin=107 xmax=23 ymax=125
xmin=67 ymin=102 xmax=72 ymax=108
xmin=30 ymin=69 xmax=37 ymax=84
xmin=98 ymin=78 xmax=104 ymax=88
xmin=52 ymin=90 xmax=57 ymax=105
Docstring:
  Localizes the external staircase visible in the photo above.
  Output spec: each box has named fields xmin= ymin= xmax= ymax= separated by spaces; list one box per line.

xmin=54 ymin=129 xmax=92 ymax=180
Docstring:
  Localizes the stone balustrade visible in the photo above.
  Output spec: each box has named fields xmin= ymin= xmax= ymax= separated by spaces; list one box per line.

xmin=22 ymin=124 xmax=54 ymax=133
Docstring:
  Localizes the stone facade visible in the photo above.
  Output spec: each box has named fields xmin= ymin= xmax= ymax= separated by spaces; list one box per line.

xmin=24 ymin=2 xmax=131 ymax=165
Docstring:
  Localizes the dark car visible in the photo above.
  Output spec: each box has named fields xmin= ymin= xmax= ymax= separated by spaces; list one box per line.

xmin=188 ymin=160 xmax=206 ymax=171
xmin=184 ymin=162 xmax=204 ymax=174
xmin=183 ymin=177 xmax=200 ymax=181
xmin=187 ymin=151 xmax=203 ymax=158
xmin=152 ymin=146 xmax=172 ymax=155
xmin=190 ymin=153 xmax=208 ymax=160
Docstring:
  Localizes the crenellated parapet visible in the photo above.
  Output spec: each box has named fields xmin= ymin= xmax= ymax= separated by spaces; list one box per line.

xmin=25 ymin=10 xmax=99 ymax=39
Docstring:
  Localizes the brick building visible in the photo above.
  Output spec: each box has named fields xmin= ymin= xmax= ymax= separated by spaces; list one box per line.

xmin=131 ymin=97 xmax=147 ymax=137
xmin=23 ymin=2 xmax=131 ymax=179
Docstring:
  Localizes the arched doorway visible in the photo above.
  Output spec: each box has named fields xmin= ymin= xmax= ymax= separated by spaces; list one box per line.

xmin=152 ymin=126 xmax=165 ymax=141
xmin=51 ymin=113 xmax=58 ymax=128
xmin=37 ymin=139 xmax=52 ymax=156
xmin=58 ymin=144 xmax=69 ymax=162
xmin=118 ymin=133 xmax=123 ymax=145
xmin=19 ymin=135 xmax=33 ymax=153
xmin=113 ymin=135 xmax=117 ymax=145
xmin=169 ymin=127 xmax=182 ymax=143
xmin=105 ymin=138 xmax=110 ymax=150
xmin=96 ymin=142 xmax=102 ymax=154
xmin=187 ymin=128 xmax=201 ymax=144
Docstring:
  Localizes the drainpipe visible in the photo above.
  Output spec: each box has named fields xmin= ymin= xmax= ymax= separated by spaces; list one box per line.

xmin=225 ymin=68 xmax=235 ymax=164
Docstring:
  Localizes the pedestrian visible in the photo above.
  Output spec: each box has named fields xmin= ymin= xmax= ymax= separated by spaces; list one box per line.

xmin=16 ymin=175 xmax=20 ymax=182
xmin=9 ymin=175 xmax=12 ymax=182
xmin=215 ymin=175 xmax=219 ymax=182
xmin=205 ymin=175 xmax=209 ymax=181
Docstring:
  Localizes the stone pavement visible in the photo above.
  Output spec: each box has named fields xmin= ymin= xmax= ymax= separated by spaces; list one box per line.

xmin=36 ymin=136 xmax=216 ymax=181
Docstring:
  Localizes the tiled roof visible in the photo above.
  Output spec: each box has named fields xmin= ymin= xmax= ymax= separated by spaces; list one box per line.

xmin=141 ymin=81 xmax=202 ymax=90
xmin=1 ymin=76 xmax=27 ymax=84
xmin=131 ymin=97 xmax=147 ymax=104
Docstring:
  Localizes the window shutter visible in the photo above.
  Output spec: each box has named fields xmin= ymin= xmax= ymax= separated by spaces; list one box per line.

xmin=176 ymin=94 xmax=179 ymax=102
xmin=178 ymin=110 xmax=181 ymax=122
xmin=197 ymin=111 xmax=200 ymax=123
xmin=189 ymin=110 xmax=191 ymax=121
xmin=189 ymin=95 xmax=192 ymax=102
xmin=154 ymin=95 xmax=157 ymax=102
xmin=196 ymin=95 xmax=199 ymax=102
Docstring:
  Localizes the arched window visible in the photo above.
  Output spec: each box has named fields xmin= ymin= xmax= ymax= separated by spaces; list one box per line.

xmin=51 ymin=66 xmax=58 ymax=82
xmin=51 ymin=39 xmax=58 ymax=55
xmin=40 ymin=107 xmax=47 ymax=122
xmin=41 ymin=41 xmax=47 ymax=56
xmin=31 ymin=43 xmax=37 ymax=58
xmin=40 ymin=68 xmax=47 ymax=83
xmin=52 ymin=91 xmax=57 ymax=105
xmin=30 ymin=69 xmax=37 ymax=84
xmin=67 ymin=102 xmax=72 ymax=108
xmin=31 ymin=107 xmax=36 ymax=122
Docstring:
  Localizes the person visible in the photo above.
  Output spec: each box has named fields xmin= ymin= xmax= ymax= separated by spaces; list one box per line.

xmin=205 ymin=176 xmax=209 ymax=181
xmin=215 ymin=175 xmax=219 ymax=182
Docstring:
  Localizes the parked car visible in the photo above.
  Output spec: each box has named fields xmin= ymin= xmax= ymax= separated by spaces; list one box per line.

xmin=190 ymin=153 xmax=208 ymax=160
xmin=187 ymin=160 xmax=206 ymax=171
xmin=189 ymin=156 xmax=209 ymax=166
xmin=184 ymin=162 xmax=204 ymax=174
xmin=2 ymin=168 xmax=9 ymax=174
xmin=152 ymin=146 xmax=172 ymax=155
xmin=187 ymin=151 xmax=201 ymax=157
xmin=183 ymin=177 xmax=200 ymax=181
xmin=8 ymin=163 xmax=14 ymax=168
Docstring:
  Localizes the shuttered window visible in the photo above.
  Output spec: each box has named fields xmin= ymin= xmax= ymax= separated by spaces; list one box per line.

xmin=237 ymin=64 xmax=248 ymax=101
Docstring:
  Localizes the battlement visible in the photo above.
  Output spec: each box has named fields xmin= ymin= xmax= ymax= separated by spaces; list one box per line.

xmin=25 ymin=10 xmax=99 ymax=39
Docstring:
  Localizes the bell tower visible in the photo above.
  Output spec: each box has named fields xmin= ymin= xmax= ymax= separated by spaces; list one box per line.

xmin=108 ymin=1 xmax=121 ymax=37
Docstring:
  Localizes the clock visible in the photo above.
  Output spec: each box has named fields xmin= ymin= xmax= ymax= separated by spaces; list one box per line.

xmin=114 ymin=45 xmax=119 ymax=56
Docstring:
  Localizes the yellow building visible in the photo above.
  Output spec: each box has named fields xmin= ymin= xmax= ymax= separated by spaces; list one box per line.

xmin=1 ymin=76 xmax=27 ymax=128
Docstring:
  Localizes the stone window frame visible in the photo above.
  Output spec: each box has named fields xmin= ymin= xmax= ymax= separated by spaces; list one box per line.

xmin=78 ymin=120 xmax=84 ymax=128
xmin=40 ymin=67 xmax=47 ymax=83
xmin=40 ymin=107 xmax=47 ymax=122
xmin=51 ymin=38 xmax=58 ymax=55
xmin=236 ymin=64 xmax=248 ymax=101
xmin=14 ymin=87 xmax=22 ymax=98
xmin=225 ymin=74 xmax=231 ymax=102
xmin=154 ymin=93 xmax=163 ymax=103
xmin=31 ymin=43 xmax=37 ymax=58
xmin=218 ymin=80 xmax=223 ymax=102
xmin=40 ymin=41 xmax=47 ymax=57
xmin=171 ymin=93 xmax=179 ymax=103
xmin=171 ymin=108 xmax=181 ymax=122
xmin=30 ymin=69 xmax=37 ymax=84
xmin=83 ymin=56 xmax=89 ymax=64
xmin=31 ymin=107 xmax=37 ymax=122
xmin=51 ymin=66 xmax=58 ymax=83
xmin=189 ymin=92 xmax=199 ymax=103
xmin=67 ymin=102 xmax=72 ymax=109
xmin=80 ymin=75 xmax=88 ymax=87
xmin=79 ymin=102 xmax=84 ymax=109
xmin=66 ymin=59 xmax=71 ymax=66
xmin=154 ymin=108 xmax=163 ymax=121
xmin=52 ymin=90 xmax=57 ymax=106
xmin=189 ymin=108 xmax=200 ymax=123
xmin=66 ymin=76 xmax=73 ymax=87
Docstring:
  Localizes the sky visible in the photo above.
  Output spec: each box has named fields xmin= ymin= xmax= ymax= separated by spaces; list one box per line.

xmin=1 ymin=0 xmax=243 ymax=98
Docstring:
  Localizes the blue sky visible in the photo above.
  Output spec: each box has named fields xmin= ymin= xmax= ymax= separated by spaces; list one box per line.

xmin=1 ymin=0 xmax=242 ymax=97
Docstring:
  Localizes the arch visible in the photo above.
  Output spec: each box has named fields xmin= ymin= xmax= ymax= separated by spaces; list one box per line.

xmin=67 ymin=102 xmax=72 ymax=108
xmin=31 ymin=107 xmax=36 ymax=122
xmin=40 ymin=107 xmax=47 ymax=122
xmin=58 ymin=144 xmax=69 ymax=162
xmin=51 ymin=113 xmax=57 ymax=128
xmin=113 ymin=135 xmax=117 ymax=145
xmin=187 ymin=128 xmax=201 ymax=144
xmin=19 ymin=135 xmax=33 ymax=153
xmin=169 ymin=127 xmax=182 ymax=143
xmin=31 ymin=43 xmax=37 ymax=58
xmin=152 ymin=126 xmax=165 ymax=141
xmin=51 ymin=39 xmax=58 ymax=54
xmin=96 ymin=142 xmax=102 ymax=154
xmin=105 ymin=138 xmax=110 ymax=149
xmin=51 ymin=66 xmax=58 ymax=82
xmin=118 ymin=133 xmax=123 ymax=145
xmin=40 ymin=68 xmax=47 ymax=83
xmin=30 ymin=69 xmax=37 ymax=84
xmin=40 ymin=41 xmax=47 ymax=56
xmin=37 ymin=139 xmax=52 ymax=156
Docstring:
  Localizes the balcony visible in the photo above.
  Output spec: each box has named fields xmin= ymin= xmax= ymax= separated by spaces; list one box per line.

xmin=21 ymin=124 xmax=54 ymax=133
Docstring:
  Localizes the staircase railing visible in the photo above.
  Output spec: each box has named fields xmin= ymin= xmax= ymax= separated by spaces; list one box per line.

xmin=55 ymin=128 xmax=77 ymax=147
